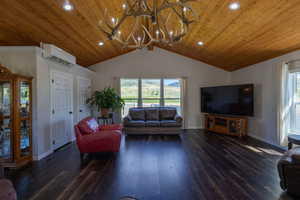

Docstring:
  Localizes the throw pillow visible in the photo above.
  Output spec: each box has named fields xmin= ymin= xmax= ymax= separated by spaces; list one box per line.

xmin=160 ymin=108 xmax=177 ymax=120
xmin=129 ymin=109 xmax=145 ymax=120
xmin=78 ymin=117 xmax=99 ymax=134
xmin=145 ymin=109 xmax=159 ymax=121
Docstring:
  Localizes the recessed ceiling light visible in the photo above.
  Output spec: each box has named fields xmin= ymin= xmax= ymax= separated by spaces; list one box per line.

xmin=197 ymin=41 xmax=204 ymax=46
xmin=63 ymin=3 xmax=73 ymax=11
xmin=122 ymin=4 xmax=127 ymax=9
xmin=229 ymin=2 xmax=240 ymax=10
xmin=98 ymin=41 xmax=104 ymax=46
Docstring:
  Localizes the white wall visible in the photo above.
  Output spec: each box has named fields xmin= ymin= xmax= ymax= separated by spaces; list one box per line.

xmin=89 ymin=47 xmax=231 ymax=129
xmin=231 ymin=49 xmax=300 ymax=146
xmin=35 ymin=48 xmax=95 ymax=159
xmin=0 ymin=46 xmax=95 ymax=160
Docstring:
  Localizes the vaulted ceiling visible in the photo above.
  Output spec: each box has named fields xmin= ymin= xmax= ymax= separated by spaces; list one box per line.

xmin=1 ymin=0 xmax=300 ymax=71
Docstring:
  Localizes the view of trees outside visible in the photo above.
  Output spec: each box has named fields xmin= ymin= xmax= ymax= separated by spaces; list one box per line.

xmin=120 ymin=78 xmax=181 ymax=117
xmin=142 ymin=79 xmax=160 ymax=107
xmin=121 ymin=79 xmax=139 ymax=116
xmin=164 ymin=79 xmax=181 ymax=114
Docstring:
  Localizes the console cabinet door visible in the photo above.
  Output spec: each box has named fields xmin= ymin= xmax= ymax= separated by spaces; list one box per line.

xmin=0 ymin=80 xmax=12 ymax=162
xmin=18 ymin=80 xmax=32 ymax=159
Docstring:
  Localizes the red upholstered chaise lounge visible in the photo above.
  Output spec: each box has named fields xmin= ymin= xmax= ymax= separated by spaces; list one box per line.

xmin=74 ymin=117 xmax=122 ymax=160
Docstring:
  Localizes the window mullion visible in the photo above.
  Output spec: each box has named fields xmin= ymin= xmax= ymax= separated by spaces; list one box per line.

xmin=138 ymin=78 xmax=142 ymax=107
xmin=160 ymin=78 xmax=164 ymax=107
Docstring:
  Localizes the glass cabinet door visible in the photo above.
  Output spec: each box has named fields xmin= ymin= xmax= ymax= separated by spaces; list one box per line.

xmin=0 ymin=81 xmax=12 ymax=161
xmin=19 ymin=81 xmax=31 ymax=157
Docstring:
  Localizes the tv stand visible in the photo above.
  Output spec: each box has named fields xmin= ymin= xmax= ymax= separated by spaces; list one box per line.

xmin=204 ymin=114 xmax=247 ymax=137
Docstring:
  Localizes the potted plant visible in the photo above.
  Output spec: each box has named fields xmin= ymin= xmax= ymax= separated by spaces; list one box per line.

xmin=86 ymin=87 xmax=125 ymax=118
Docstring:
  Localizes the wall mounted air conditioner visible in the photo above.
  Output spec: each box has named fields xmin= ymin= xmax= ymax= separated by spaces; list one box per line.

xmin=41 ymin=43 xmax=76 ymax=66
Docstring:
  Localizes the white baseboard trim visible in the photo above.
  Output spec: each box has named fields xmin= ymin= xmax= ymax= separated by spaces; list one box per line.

xmin=185 ymin=126 xmax=202 ymax=129
xmin=33 ymin=149 xmax=53 ymax=161
xmin=247 ymin=134 xmax=285 ymax=150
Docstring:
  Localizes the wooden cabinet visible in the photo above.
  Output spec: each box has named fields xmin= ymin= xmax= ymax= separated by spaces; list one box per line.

xmin=0 ymin=64 xmax=32 ymax=168
xmin=204 ymin=114 xmax=247 ymax=137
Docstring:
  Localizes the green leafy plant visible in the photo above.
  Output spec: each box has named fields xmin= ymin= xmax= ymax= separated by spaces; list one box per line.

xmin=86 ymin=87 xmax=125 ymax=111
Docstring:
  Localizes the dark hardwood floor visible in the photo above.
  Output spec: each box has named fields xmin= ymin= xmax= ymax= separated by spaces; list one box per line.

xmin=5 ymin=130 xmax=296 ymax=200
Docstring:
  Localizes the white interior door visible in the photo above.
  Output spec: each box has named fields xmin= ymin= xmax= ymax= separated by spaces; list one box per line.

xmin=51 ymin=71 xmax=73 ymax=150
xmin=77 ymin=77 xmax=92 ymax=122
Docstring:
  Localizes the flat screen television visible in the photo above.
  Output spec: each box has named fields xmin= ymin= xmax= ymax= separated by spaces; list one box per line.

xmin=201 ymin=84 xmax=254 ymax=116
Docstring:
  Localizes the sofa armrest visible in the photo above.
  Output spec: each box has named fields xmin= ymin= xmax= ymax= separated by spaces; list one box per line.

xmin=174 ymin=114 xmax=183 ymax=124
xmin=277 ymin=149 xmax=296 ymax=190
xmin=0 ymin=179 xmax=17 ymax=200
xmin=292 ymin=148 xmax=300 ymax=164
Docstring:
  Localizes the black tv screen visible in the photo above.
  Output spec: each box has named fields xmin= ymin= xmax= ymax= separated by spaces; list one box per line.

xmin=201 ymin=84 xmax=254 ymax=116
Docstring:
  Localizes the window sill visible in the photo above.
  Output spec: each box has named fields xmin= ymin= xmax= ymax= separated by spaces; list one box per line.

xmin=288 ymin=130 xmax=300 ymax=135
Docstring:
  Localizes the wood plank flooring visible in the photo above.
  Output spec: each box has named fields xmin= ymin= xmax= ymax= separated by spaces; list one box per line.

xmin=5 ymin=130 xmax=296 ymax=200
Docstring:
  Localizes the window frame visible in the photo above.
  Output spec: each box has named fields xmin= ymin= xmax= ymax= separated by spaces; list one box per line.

xmin=120 ymin=78 xmax=182 ymax=116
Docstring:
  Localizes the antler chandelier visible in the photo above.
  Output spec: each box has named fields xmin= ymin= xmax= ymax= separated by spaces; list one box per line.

xmin=98 ymin=0 xmax=199 ymax=49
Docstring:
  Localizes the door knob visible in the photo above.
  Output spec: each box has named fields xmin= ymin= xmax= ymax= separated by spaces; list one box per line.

xmin=79 ymin=110 xmax=82 ymax=112
xmin=69 ymin=111 xmax=73 ymax=114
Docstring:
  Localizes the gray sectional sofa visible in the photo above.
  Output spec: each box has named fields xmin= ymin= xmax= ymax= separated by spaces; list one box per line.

xmin=123 ymin=107 xmax=183 ymax=135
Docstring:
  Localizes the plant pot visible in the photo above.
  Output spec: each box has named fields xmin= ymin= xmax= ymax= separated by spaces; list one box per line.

xmin=100 ymin=108 xmax=110 ymax=118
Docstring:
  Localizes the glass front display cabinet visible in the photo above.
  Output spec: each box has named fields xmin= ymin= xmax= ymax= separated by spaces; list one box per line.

xmin=0 ymin=64 xmax=32 ymax=168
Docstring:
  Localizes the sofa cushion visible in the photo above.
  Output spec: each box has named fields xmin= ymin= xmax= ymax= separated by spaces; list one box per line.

xmin=78 ymin=117 xmax=99 ymax=134
xmin=145 ymin=120 xmax=160 ymax=127
xmin=160 ymin=120 xmax=182 ymax=127
xmin=99 ymin=124 xmax=123 ymax=131
xmin=125 ymin=120 xmax=145 ymax=127
xmin=160 ymin=108 xmax=177 ymax=120
xmin=129 ymin=108 xmax=145 ymax=120
xmin=145 ymin=108 xmax=159 ymax=121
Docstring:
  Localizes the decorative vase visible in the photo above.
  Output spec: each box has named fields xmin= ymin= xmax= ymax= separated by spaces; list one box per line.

xmin=100 ymin=108 xmax=110 ymax=118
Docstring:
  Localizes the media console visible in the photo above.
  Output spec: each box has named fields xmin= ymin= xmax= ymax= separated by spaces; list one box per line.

xmin=204 ymin=114 xmax=248 ymax=137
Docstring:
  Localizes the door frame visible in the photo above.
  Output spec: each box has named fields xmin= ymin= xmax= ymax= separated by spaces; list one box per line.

xmin=76 ymin=76 xmax=92 ymax=123
xmin=50 ymin=70 xmax=74 ymax=151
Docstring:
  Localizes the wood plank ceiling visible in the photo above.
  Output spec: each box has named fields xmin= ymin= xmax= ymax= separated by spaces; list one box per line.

xmin=1 ymin=0 xmax=300 ymax=71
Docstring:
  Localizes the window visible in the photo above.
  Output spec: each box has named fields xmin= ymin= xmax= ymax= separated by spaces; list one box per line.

xmin=120 ymin=79 xmax=139 ymax=117
xmin=291 ymin=73 xmax=300 ymax=133
xmin=142 ymin=79 xmax=160 ymax=107
xmin=120 ymin=78 xmax=182 ymax=117
xmin=164 ymin=79 xmax=181 ymax=114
